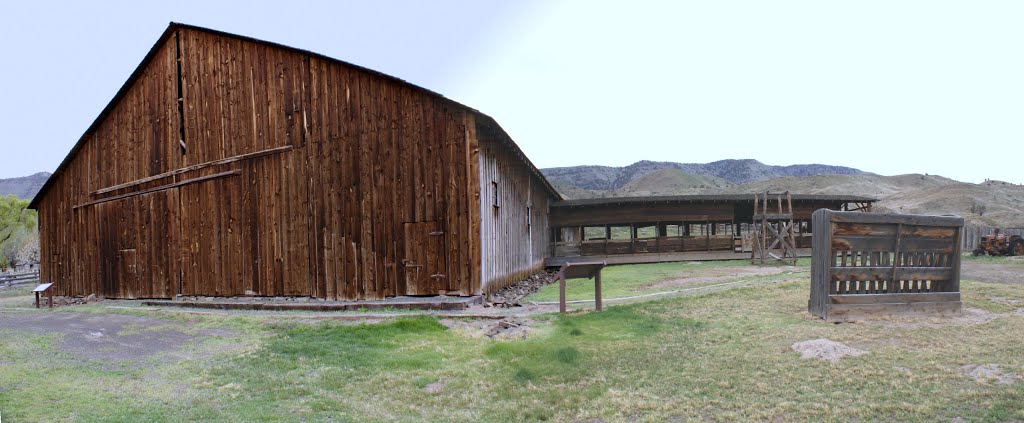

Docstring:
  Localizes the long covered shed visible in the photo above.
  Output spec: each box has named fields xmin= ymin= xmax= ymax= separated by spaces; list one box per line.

xmin=30 ymin=22 xmax=559 ymax=300
xmin=547 ymin=194 xmax=876 ymax=265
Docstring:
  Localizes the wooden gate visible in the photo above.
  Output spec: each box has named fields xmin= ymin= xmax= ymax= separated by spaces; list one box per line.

xmin=403 ymin=221 xmax=447 ymax=295
xmin=809 ymin=210 xmax=963 ymax=322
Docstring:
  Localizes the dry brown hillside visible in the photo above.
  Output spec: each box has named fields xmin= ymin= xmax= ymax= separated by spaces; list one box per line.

xmin=731 ymin=174 xmax=1024 ymax=227
xmin=546 ymin=164 xmax=1024 ymax=228
xmin=617 ymin=168 xmax=733 ymax=196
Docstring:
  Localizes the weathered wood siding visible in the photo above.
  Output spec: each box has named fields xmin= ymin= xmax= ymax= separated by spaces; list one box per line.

xmin=809 ymin=210 xmax=963 ymax=322
xmin=477 ymin=120 xmax=551 ymax=294
xmin=36 ymin=25 xmax=555 ymax=300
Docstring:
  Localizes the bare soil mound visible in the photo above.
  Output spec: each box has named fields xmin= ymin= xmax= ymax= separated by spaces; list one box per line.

xmin=791 ymin=339 xmax=867 ymax=362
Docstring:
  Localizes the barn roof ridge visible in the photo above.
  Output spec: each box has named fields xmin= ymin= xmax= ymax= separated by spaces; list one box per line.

xmin=31 ymin=21 xmax=560 ymax=208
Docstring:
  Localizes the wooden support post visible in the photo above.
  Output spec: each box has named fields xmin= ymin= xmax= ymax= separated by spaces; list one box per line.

xmin=706 ymin=220 xmax=711 ymax=251
xmin=595 ymin=271 xmax=603 ymax=311
xmin=559 ymin=272 xmax=567 ymax=313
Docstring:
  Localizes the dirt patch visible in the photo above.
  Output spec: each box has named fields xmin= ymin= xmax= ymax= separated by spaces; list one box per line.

xmin=424 ymin=380 xmax=447 ymax=394
xmin=791 ymin=339 xmax=867 ymax=362
xmin=0 ymin=311 xmax=238 ymax=366
xmin=440 ymin=317 xmax=534 ymax=340
xmin=863 ymin=307 xmax=1019 ymax=329
xmin=989 ymin=296 xmax=1024 ymax=306
xmin=961 ymin=364 xmax=1017 ymax=385
xmin=961 ymin=260 xmax=1024 ymax=285
xmin=642 ymin=265 xmax=802 ymax=291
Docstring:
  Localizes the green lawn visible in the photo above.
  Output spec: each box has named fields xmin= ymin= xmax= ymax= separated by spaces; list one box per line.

xmin=1 ymin=261 xmax=1023 ymax=422
xmin=527 ymin=258 xmax=811 ymax=302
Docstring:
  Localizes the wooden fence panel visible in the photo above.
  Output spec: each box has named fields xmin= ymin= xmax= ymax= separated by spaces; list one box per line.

xmin=810 ymin=210 xmax=962 ymax=322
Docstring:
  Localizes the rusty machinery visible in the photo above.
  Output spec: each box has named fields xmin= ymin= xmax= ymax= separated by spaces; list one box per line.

xmin=972 ymin=228 xmax=1024 ymax=257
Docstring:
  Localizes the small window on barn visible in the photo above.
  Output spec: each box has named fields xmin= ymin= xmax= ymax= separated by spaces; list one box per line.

xmin=492 ymin=181 xmax=499 ymax=208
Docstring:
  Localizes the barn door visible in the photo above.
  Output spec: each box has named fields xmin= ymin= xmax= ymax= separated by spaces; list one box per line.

xmin=179 ymin=175 xmax=245 ymax=297
xmin=403 ymin=221 xmax=447 ymax=295
xmin=135 ymin=189 xmax=181 ymax=298
xmin=97 ymin=197 xmax=139 ymax=298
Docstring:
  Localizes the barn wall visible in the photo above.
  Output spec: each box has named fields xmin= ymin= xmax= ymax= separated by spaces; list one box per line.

xmin=35 ymin=26 xmax=507 ymax=300
xmin=477 ymin=124 xmax=552 ymax=294
xmin=303 ymin=54 xmax=480 ymax=299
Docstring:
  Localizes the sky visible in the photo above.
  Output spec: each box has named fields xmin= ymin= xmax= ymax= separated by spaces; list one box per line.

xmin=0 ymin=1 xmax=1021 ymax=183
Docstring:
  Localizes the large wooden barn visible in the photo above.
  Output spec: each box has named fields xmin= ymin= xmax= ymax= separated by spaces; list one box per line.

xmin=30 ymin=23 xmax=559 ymax=300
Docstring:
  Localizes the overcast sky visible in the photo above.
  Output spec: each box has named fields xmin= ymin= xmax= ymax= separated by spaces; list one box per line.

xmin=1 ymin=1 xmax=1021 ymax=183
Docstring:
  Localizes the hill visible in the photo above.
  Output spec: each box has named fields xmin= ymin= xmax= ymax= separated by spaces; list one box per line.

xmin=727 ymin=174 xmax=1024 ymax=227
xmin=0 ymin=172 xmax=50 ymax=200
xmin=544 ymin=160 xmax=1024 ymax=228
xmin=542 ymin=159 xmax=864 ymax=195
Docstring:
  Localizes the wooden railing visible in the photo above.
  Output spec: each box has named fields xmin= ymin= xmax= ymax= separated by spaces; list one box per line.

xmin=0 ymin=270 xmax=41 ymax=287
xmin=552 ymin=235 xmax=736 ymax=257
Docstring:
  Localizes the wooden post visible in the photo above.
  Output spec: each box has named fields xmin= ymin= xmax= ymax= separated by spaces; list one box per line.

xmin=559 ymin=272 xmax=566 ymax=313
xmin=595 ymin=271 xmax=602 ymax=311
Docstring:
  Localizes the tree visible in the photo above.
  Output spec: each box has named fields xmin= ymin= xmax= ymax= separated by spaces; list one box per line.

xmin=0 ymin=195 xmax=36 ymax=244
xmin=0 ymin=195 xmax=37 ymax=271
xmin=16 ymin=233 xmax=39 ymax=269
xmin=971 ymin=202 xmax=987 ymax=216
xmin=1 ymin=229 xmax=26 ymax=270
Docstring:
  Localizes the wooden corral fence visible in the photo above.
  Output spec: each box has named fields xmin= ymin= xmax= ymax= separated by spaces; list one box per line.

xmin=809 ymin=210 xmax=963 ymax=322
xmin=960 ymin=225 xmax=1024 ymax=252
xmin=1 ymin=270 xmax=41 ymax=288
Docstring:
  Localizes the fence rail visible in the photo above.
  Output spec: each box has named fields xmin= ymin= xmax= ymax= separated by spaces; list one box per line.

xmin=1 ymin=270 xmax=41 ymax=288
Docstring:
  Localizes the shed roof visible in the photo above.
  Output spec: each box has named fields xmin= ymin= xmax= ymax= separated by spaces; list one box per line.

xmin=552 ymin=194 xmax=878 ymax=208
xmin=30 ymin=22 xmax=560 ymax=208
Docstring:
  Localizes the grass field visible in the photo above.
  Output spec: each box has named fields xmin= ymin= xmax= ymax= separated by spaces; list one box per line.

xmin=527 ymin=258 xmax=810 ymax=302
xmin=1 ymin=259 xmax=1023 ymax=422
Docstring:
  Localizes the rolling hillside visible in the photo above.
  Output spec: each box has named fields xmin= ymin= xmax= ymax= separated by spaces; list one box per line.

xmin=542 ymin=159 xmax=864 ymax=195
xmin=544 ymin=161 xmax=1024 ymax=228
xmin=729 ymin=174 xmax=1024 ymax=227
xmin=0 ymin=172 xmax=50 ymax=200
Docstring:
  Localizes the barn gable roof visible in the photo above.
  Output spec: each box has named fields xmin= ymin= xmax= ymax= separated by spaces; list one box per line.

xmin=30 ymin=22 xmax=561 ymax=208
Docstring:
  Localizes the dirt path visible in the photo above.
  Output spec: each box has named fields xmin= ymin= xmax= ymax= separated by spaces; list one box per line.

xmin=961 ymin=259 xmax=1024 ymax=285
xmin=0 ymin=311 xmax=239 ymax=366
